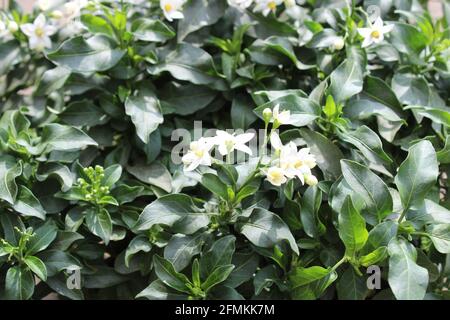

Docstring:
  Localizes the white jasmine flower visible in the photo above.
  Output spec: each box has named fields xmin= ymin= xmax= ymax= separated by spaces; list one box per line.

xmin=270 ymin=104 xmax=291 ymax=126
xmin=182 ymin=137 xmax=215 ymax=171
xmin=214 ymin=130 xmax=255 ymax=156
xmin=37 ymin=0 xmax=60 ymax=11
xmin=270 ymin=131 xmax=283 ymax=152
xmin=228 ymin=0 xmax=253 ymax=10
xmin=253 ymin=0 xmax=283 ymax=17
xmin=160 ymin=0 xmax=185 ymax=22
xmin=8 ymin=20 xmax=18 ymax=33
xmin=20 ymin=14 xmax=57 ymax=51
xmin=284 ymin=0 xmax=303 ymax=20
xmin=357 ymin=17 xmax=394 ymax=48
xmin=265 ymin=166 xmax=287 ymax=186
xmin=52 ymin=1 xmax=85 ymax=27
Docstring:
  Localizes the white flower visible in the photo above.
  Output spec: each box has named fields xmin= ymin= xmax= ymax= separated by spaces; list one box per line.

xmin=228 ymin=0 xmax=253 ymax=10
xmin=253 ymin=0 xmax=283 ymax=16
xmin=37 ymin=0 xmax=60 ymax=11
xmin=20 ymin=14 xmax=57 ymax=51
xmin=269 ymin=131 xmax=317 ymax=184
xmin=284 ymin=0 xmax=303 ymax=20
xmin=270 ymin=104 xmax=291 ymax=126
xmin=214 ymin=130 xmax=255 ymax=156
xmin=265 ymin=166 xmax=287 ymax=186
xmin=357 ymin=17 xmax=394 ymax=48
xmin=8 ymin=20 xmax=18 ymax=33
xmin=0 ymin=19 xmax=7 ymax=37
xmin=160 ymin=0 xmax=185 ymax=22
xmin=52 ymin=0 xmax=87 ymax=27
xmin=182 ymin=137 xmax=215 ymax=171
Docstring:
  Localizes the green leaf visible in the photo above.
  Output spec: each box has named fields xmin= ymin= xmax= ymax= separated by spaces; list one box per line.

xmin=437 ymin=136 xmax=450 ymax=164
xmin=125 ymin=235 xmax=152 ymax=267
xmin=159 ymin=82 xmax=216 ymax=116
xmin=35 ymin=66 xmax=71 ymax=96
xmin=407 ymin=106 xmax=450 ymax=127
xmin=201 ymin=173 xmax=229 ymax=200
xmin=12 ymin=186 xmax=46 ymax=220
xmin=336 ymin=267 xmax=368 ymax=300
xmin=238 ymin=208 xmax=299 ymax=255
xmin=81 ymin=14 xmax=116 ymax=40
xmin=147 ymin=43 xmax=221 ymax=86
xmin=85 ymin=207 xmax=113 ymax=245
xmin=135 ymin=194 xmax=210 ymax=234
xmin=0 ymin=155 xmax=22 ymax=204
xmin=247 ymin=36 xmax=314 ymax=70
xmin=394 ymin=140 xmax=439 ymax=210
xmin=289 ymin=266 xmax=337 ymax=300
xmin=59 ymin=100 xmax=108 ymax=127
xmin=164 ymin=233 xmax=205 ymax=272
xmin=338 ymin=196 xmax=368 ymax=256
xmin=24 ymin=256 xmax=47 ymax=281
xmin=300 ymin=186 xmax=323 ymax=238
xmin=36 ymin=163 xmax=74 ymax=192
xmin=177 ymin=0 xmax=227 ymax=41
xmin=329 ymin=47 xmax=365 ymax=103
xmin=299 ymin=128 xmax=344 ymax=179
xmin=201 ymin=264 xmax=235 ymax=292
xmin=131 ymin=18 xmax=175 ymax=42
xmin=339 ymin=126 xmax=393 ymax=164
xmin=341 ymin=160 xmax=393 ymax=224
xmin=26 ymin=221 xmax=58 ymax=256
xmin=388 ymin=238 xmax=429 ymax=300
xmin=127 ymin=161 xmax=172 ymax=193
xmin=136 ymin=280 xmax=187 ymax=300
xmin=0 ymin=40 xmax=21 ymax=75
xmin=153 ymin=255 xmax=191 ymax=294
xmin=125 ymin=87 xmax=164 ymax=144
xmin=37 ymin=249 xmax=81 ymax=277
xmin=362 ymin=221 xmax=398 ymax=255
xmin=231 ymin=94 xmax=258 ymax=130
xmin=42 ymin=124 xmax=97 ymax=152
xmin=359 ymin=247 xmax=388 ymax=267
xmin=426 ymin=224 xmax=450 ymax=254
xmin=254 ymin=94 xmax=320 ymax=127
xmin=47 ymin=35 xmax=125 ymax=73
xmin=224 ymin=253 xmax=259 ymax=288
xmin=200 ymin=235 xmax=236 ymax=279
xmin=5 ymin=266 xmax=34 ymax=300
xmin=101 ymin=164 xmax=122 ymax=188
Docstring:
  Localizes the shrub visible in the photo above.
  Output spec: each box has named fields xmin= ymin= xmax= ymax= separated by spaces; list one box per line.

xmin=0 ymin=0 xmax=449 ymax=300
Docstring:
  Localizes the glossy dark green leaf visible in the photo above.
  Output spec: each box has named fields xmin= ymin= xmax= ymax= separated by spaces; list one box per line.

xmin=47 ymin=35 xmax=125 ymax=73
xmin=394 ymin=140 xmax=439 ymax=210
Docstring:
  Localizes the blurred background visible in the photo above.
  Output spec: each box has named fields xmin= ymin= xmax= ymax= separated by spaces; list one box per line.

xmin=0 ymin=0 xmax=446 ymax=18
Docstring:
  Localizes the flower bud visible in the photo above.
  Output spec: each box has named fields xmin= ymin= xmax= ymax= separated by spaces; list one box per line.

xmin=7 ymin=21 xmax=18 ymax=33
xmin=332 ymin=37 xmax=345 ymax=51
xmin=263 ymin=108 xmax=272 ymax=123
xmin=305 ymin=174 xmax=318 ymax=186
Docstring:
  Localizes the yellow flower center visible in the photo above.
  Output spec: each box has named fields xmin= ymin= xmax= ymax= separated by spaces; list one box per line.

xmin=371 ymin=30 xmax=380 ymax=39
xmin=194 ymin=149 xmax=204 ymax=158
xmin=35 ymin=27 xmax=44 ymax=37
xmin=164 ymin=3 xmax=173 ymax=12
xmin=293 ymin=159 xmax=304 ymax=169
xmin=268 ymin=1 xmax=277 ymax=10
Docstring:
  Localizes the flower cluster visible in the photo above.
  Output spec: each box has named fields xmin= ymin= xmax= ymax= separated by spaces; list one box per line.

xmin=228 ymin=0 xmax=304 ymax=17
xmin=265 ymin=131 xmax=317 ymax=186
xmin=0 ymin=15 xmax=19 ymax=39
xmin=77 ymin=166 xmax=110 ymax=204
xmin=182 ymin=131 xmax=255 ymax=171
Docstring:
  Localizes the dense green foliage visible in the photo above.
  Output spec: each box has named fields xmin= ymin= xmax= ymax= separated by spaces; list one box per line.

xmin=0 ymin=0 xmax=449 ymax=300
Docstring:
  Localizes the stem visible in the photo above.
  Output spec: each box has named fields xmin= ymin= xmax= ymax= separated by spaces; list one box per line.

xmin=398 ymin=209 xmax=407 ymax=223
xmin=331 ymin=256 xmax=347 ymax=273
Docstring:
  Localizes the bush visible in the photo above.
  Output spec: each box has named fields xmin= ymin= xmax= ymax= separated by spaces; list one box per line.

xmin=0 ymin=0 xmax=449 ymax=300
